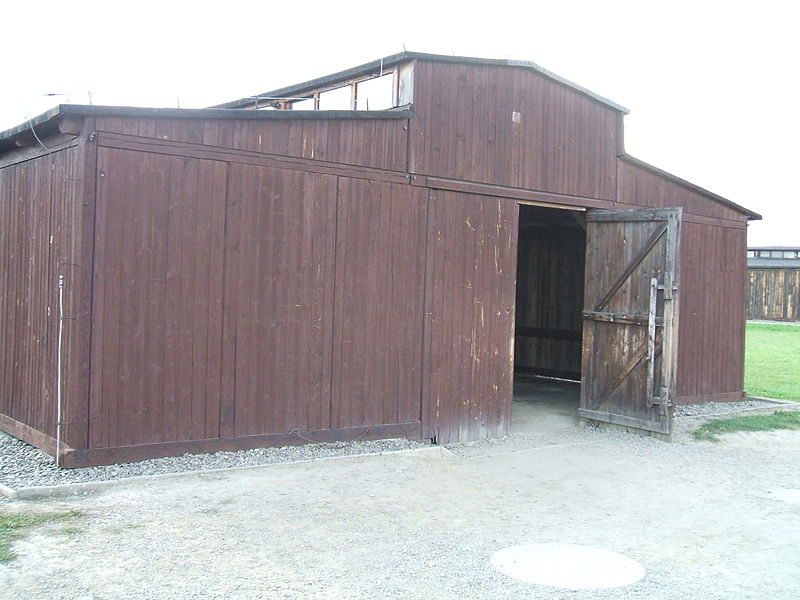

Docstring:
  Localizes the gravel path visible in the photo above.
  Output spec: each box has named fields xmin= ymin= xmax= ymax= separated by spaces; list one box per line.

xmin=1 ymin=397 xmax=794 ymax=492
xmin=2 ymin=425 xmax=800 ymax=599
xmin=0 ymin=433 xmax=425 ymax=491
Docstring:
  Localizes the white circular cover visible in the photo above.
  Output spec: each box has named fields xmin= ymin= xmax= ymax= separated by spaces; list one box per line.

xmin=490 ymin=543 xmax=646 ymax=590
xmin=773 ymin=489 xmax=800 ymax=504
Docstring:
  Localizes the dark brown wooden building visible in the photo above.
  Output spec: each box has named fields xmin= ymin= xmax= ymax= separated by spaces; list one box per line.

xmin=0 ymin=52 xmax=760 ymax=467
xmin=746 ymin=247 xmax=800 ymax=321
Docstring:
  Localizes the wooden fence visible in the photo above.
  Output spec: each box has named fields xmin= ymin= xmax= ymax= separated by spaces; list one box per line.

xmin=747 ymin=268 xmax=800 ymax=321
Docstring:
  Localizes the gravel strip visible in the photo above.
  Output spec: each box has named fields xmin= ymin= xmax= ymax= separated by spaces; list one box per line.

xmin=673 ymin=398 xmax=784 ymax=417
xmin=2 ymin=398 xmax=794 ymax=491
xmin=0 ymin=431 xmax=426 ymax=491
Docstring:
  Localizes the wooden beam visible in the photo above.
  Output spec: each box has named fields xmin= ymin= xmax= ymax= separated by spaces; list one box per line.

xmin=578 ymin=408 xmax=671 ymax=434
xmin=0 ymin=413 xmax=70 ymax=457
xmin=681 ymin=212 xmax=747 ymax=230
xmin=67 ymin=117 xmax=97 ymax=451
xmin=58 ymin=116 xmax=85 ymax=135
xmin=60 ymin=422 xmax=424 ymax=468
xmin=588 ymin=208 xmax=676 ymax=222
xmin=569 ymin=211 xmax=587 ymax=231
xmin=95 ymin=131 xmax=411 ymax=186
xmin=594 ymin=331 xmax=663 ymax=406
xmin=514 ymin=366 xmax=581 ymax=381
xmin=14 ymin=135 xmax=37 ymax=147
xmin=412 ymin=175 xmax=608 ymax=210
xmin=582 ymin=310 xmax=663 ymax=327
xmin=0 ymin=137 xmax=79 ymax=169
xmin=515 ymin=327 xmax=581 ymax=341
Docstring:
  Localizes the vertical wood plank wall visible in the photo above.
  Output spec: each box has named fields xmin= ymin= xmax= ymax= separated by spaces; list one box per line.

xmin=677 ymin=223 xmax=747 ymax=401
xmin=87 ymin=147 xmax=428 ymax=450
xmin=618 ymin=161 xmax=749 ymax=403
xmin=410 ymin=61 xmax=619 ymax=199
xmin=331 ymin=179 xmax=428 ymax=429
xmin=746 ymin=269 xmax=800 ymax=321
xmin=425 ymin=191 xmax=518 ymax=443
xmin=90 ymin=149 xmax=231 ymax=447
xmin=617 ymin=160 xmax=745 ymax=221
xmin=91 ymin=116 xmax=408 ymax=173
xmin=0 ymin=147 xmax=84 ymax=445
xmin=221 ymin=164 xmax=336 ymax=439
xmin=1 ymin=58 xmax=757 ymax=461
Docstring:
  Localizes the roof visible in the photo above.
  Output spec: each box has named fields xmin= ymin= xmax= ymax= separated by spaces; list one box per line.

xmin=0 ymin=55 xmax=758 ymax=222
xmin=0 ymin=104 xmax=412 ymax=152
xmin=749 ymin=246 xmax=800 ymax=251
xmin=619 ymin=155 xmax=761 ymax=221
xmin=213 ymin=51 xmax=630 ymax=114
xmin=748 ymin=258 xmax=800 ymax=269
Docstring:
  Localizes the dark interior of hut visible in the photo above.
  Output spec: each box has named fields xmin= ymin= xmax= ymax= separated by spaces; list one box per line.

xmin=512 ymin=204 xmax=586 ymax=433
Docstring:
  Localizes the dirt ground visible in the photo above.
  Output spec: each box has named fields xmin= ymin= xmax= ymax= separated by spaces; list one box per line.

xmin=2 ymin=423 xmax=799 ymax=600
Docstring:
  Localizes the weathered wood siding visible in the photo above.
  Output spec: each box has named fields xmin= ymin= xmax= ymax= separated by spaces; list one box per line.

xmin=90 ymin=148 xmax=230 ymax=447
xmin=1 ymin=56 xmax=760 ymax=463
xmin=92 ymin=116 xmax=409 ymax=172
xmin=424 ymin=191 xmax=518 ymax=443
xmin=616 ymin=158 xmax=749 ymax=403
xmin=618 ymin=159 xmax=744 ymax=222
xmin=331 ymin=178 xmax=428 ymax=429
xmin=0 ymin=146 xmax=87 ymax=448
xmin=87 ymin=146 xmax=426 ymax=453
xmin=410 ymin=60 xmax=619 ymax=199
xmin=746 ymin=269 xmax=800 ymax=321
xmin=222 ymin=164 xmax=335 ymax=439
xmin=580 ymin=209 xmax=681 ymax=434
xmin=675 ymin=223 xmax=747 ymax=402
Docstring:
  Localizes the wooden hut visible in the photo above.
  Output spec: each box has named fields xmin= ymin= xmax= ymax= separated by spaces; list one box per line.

xmin=0 ymin=52 xmax=760 ymax=467
xmin=746 ymin=247 xmax=800 ymax=321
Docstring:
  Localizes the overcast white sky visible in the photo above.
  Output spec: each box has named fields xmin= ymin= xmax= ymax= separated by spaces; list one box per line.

xmin=3 ymin=0 xmax=796 ymax=246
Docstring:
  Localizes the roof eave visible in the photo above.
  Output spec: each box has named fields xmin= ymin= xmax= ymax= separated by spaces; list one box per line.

xmin=0 ymin=106 xmax=65 ymax=152
xmin=0 ymin=104 xmax=415 ymax=151
xmin=619 ymin=154 xmax=761 ymax=221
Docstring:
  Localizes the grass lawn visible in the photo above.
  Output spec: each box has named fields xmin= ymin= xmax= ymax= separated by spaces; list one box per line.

xmin=745 ymin=322 xmax=800 ymax=401
xmin=695 ymin=411 xmax=800 ymax=442
xmin=0 ymin=510 xmax=80 ymax=562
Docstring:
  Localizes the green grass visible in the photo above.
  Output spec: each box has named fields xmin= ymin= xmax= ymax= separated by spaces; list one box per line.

xmin=0 ymin=510 xmax=80 ymax=563
xmin=694 ymin=411 xmax=800 ymax=442
xmin=745 ymin=322 xmax=800 ymax=400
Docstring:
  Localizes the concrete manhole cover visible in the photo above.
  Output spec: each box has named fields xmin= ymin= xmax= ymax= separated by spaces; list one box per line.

xmin=490 ymin=543 xmax=646 ymax=590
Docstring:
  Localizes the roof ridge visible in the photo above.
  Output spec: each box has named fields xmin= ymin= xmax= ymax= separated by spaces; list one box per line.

xmin=212 ymin=51 xmax=629 ymax=114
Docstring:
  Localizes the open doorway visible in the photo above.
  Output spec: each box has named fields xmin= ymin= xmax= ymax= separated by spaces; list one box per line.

xmin=512 ymin=204 xmax=586 ymax=435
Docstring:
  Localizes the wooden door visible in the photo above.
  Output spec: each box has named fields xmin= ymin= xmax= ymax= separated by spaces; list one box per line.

xmin=580 ymin=208 xmax=681 ymax=434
